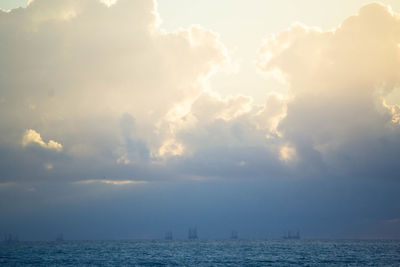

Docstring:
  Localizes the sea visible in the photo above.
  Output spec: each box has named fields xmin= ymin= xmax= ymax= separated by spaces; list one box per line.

xmin=1 ymin=239 xmax=400 ymax=266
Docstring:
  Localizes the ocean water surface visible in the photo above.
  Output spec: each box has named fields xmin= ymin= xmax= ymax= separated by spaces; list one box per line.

xmin=1 ymin=239 xmax=400 ymax=266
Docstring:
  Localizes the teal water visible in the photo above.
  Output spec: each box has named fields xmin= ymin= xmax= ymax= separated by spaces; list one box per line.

xmin=1 ymin=239 xmax=400 ymax=266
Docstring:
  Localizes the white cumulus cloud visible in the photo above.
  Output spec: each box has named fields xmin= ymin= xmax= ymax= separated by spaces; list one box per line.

xmin=22 ymin=129 xmax=63 ymax=152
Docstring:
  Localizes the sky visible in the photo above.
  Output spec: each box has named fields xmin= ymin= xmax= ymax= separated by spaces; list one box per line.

xmin=0 ymin=0 xmax=400 ymax=241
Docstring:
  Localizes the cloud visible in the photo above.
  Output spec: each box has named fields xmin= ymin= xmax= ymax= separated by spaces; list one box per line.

xmin=257 ymin=2 xmax=400 ymax=178
xmin=22 ymin=129 xmax=63 ymax=152
xmin=75 ymin=179 xmax=147 ymax=185
xmin=0 ymin=0 xmax=229 ymax=183
xmin=1 ymin=0 xmax=400 ymax=186
xmin=44 ymin=163 xmax=53 ymax=170
xmin=279 ymin=144 xmax=296 ymax=163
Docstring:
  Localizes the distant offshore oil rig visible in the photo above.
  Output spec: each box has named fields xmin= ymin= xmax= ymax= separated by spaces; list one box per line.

xmin=2 ymin=234 xmax=19 ymax=243
xmin=165 ymin=231 xmax=173 ymax=240
xmin=283 ymin=230 xmax=300 ymax=239
xmin=188 ymin=227 xmax=198 ymax=240
xmin=230 ymin=230 xmax=238 ymax=240
xmin=56 ymin=233 xmax=64 ymax=242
